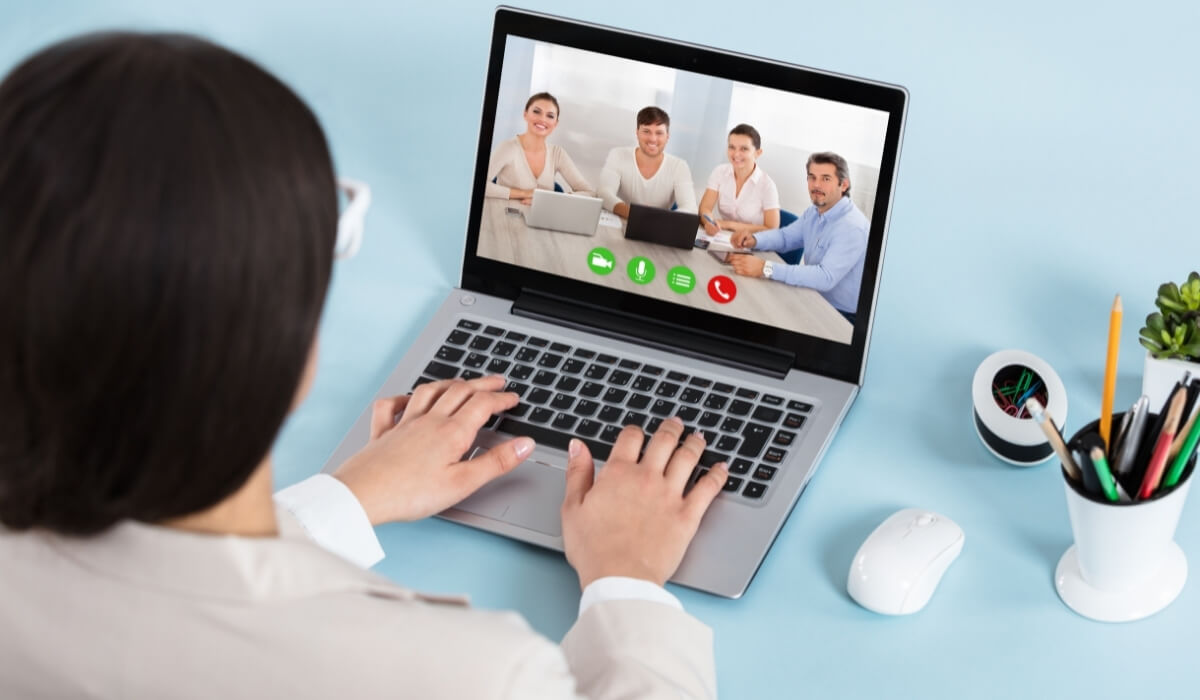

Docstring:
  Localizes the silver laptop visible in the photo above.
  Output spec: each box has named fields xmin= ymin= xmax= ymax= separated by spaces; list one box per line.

xmin=525 ymin=188 xmax=603 ymax=235
xmin=323 ymin=7 xmax=907 ymax=598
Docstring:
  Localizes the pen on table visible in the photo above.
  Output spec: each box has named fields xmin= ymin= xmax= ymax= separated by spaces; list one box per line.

xmin=1162 ymin=397 xmax=1200 ymax=490
xmin=1137 ymin=387 xmax=1187 ymax=500
xmin=702 ymin=213 xmax=717 ymax=227
xmin=1111 ymin=395 xmax=1149 ymax=478
xmin=1099 ymin=294 xmax=1122 ymax=450
xmin=1025 ymin=397 xmax=1081 ymax=481
xmin=1110 ymin=408 xmax=1133 ymax=461
xmin=1089 ymin=446 xmax=1120 ymax=502
xmin=1075 ymin=433 xmax=1105 ymax=496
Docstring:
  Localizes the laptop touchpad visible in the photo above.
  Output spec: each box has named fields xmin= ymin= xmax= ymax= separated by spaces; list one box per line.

xmin=452 ymin=448 xmax=566 ymax=537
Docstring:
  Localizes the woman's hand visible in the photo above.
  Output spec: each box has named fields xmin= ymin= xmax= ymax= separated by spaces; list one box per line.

xmin=701 ymin=213 xmax=720 ymax=236
xmin=560 ymin=418 xmax=728 ymax=589
xmin=510 ymin=187 xmax=534 ymax=206
xmin=332 ymin=375 xmax=534 ymax=525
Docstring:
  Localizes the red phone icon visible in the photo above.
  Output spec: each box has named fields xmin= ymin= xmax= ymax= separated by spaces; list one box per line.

xmin=707 ymin=275 xmax=737 ymax=304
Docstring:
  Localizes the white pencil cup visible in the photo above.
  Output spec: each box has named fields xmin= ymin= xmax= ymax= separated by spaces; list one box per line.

xmin=1055 ymin=417 xmax=1196 ymax=622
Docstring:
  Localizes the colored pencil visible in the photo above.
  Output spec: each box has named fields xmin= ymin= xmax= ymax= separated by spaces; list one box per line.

xmin=1137 ymin=388 xmax=1187 ymax=499
xmin=1025 ymin=398 xmax=1080 ymax=481
xmin=1099 ymin=294 xmax=1122 ymax=450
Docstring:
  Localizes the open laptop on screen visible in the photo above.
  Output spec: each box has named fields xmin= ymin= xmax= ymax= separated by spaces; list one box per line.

xmin=624 ymin=204 xmax=698 ymax=249
xmin=323 ymin=7 xmax=907 ymax=598
xmin=525 ymin=188 xmax=603 ymax=235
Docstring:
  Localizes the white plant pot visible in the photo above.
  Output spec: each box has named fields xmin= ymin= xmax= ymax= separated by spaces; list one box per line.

xmin=1142 ymin=352 xmax=1200 ymax=410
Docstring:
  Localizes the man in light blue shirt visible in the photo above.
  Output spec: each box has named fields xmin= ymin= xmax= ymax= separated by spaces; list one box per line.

xmin=729 ymin=152 xmax=868 ymax=324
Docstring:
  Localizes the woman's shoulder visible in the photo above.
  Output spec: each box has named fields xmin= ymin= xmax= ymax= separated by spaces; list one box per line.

xmin=707 ymin=162 xmax=732 ymax=182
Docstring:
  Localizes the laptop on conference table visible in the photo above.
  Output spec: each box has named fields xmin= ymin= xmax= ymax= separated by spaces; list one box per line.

xmin=624 ymin=204 xmax=699 ymax=250
xmin=323 ymin=7 xmax=907 ymax=598
xmin=525 ymin=188 xmax=603 ymax=235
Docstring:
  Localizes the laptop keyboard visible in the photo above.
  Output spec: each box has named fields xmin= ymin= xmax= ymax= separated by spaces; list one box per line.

xmin=414 ymin=318 xmax=815 ymax=504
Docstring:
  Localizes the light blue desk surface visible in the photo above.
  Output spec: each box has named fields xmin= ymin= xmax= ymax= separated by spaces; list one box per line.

xmin=5 ymin=1 xmax=1199 ymax=696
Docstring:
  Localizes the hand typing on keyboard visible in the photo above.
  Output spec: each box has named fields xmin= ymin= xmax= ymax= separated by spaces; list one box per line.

xmin=561 ymin=417 xmax=729 ymax=589
xmin=331 ymin=375 xmax=535 ymax=524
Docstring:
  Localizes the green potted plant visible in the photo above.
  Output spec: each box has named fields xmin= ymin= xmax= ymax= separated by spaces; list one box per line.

xmin=1140 ymin=271 xmax=1200 ymax=407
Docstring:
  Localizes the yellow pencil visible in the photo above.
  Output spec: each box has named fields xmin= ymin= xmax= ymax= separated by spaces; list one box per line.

xmin=1099 ymin=294 xmax=1122 ymax=450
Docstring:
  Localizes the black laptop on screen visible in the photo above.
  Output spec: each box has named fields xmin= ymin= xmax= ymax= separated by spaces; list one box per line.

xmin=323 ymin=7 xmax=907 ymax=598
xmin=625 ymin=204 xmax=701 ymax=250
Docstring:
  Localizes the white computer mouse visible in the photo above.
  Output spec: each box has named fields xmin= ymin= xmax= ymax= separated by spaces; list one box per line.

xmin=847 ymin=508 xmax=964 ymax=615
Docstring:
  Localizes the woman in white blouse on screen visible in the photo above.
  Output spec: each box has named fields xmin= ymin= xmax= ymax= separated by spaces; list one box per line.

xmin=484 ymin=92 xmax=594 ymax=205
xmin=698 ymin=123 xmax=781 ymax=237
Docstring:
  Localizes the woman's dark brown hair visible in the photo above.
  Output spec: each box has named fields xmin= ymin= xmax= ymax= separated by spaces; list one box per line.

xmin=0 ymin=33 xmax=337 ymax=534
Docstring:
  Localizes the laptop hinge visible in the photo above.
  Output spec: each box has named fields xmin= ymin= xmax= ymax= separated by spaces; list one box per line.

xmin=511 ymin=290 xmax=794 ymax=379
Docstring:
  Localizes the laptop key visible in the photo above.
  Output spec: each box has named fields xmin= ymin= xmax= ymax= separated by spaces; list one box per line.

xmin=483 ymin=325 xmax=504 ymax=337
xmin=753 ymin=406 xmax=783 ymax=423
xmin=720 ymin=417 xmax=744 ymax=433
xmin=698 ymin=411 xmax=721 ymax=428
xmin=716 ymin=435 xmax=740 ymax=452
xmin=532 ymin=370 xmax=557 ymax=386
xmin=784 ymin=413 xmax=807 ymax=429
xmin=529 ymin=407 xmax=554 ymax=423
xmin=492 ymin=341 xmax=517 ymax=357
xmin=730 ymin=458 xmax=753 ymax=475
xmin=689 ymin=377 xmax=713 ymax=388
xmin=703 ymin=394 xmax=728 ymax=410
xmin=667 ymin=370 xmax=688 ymax=382
xmin=551 ymin=393 xmax=575 ymax=411
xmin=764 ymin=447 xmax=787 ymax=464
xmin=713 ymin=382 xmax=734 ymax=393
xmin=509 ymin=364 xmax=534 ymax=380
xmin=646 ymin=416 xmax=664 ymax=433
xmin=538 ymin=353 xmax=563 ymax=369
xmin=574 ymin=348 xmax=595 ymax=359
xmin=469 ymin=336 xmax=493 ymax=351
xmin=508 ymin=403 xmax=530 ymax=418
xmin=456 ymin=319 xmax=481 ymax=330
xmin=618 ymin=359 xmax=640 ymax=370
xmin=528 ymin=337 xmax=549 ymax=348
xmin=584 ymin=364 xmax=609 ymax=380
xmin=550 ymin=342 xmax=571 ymax=353
xmin=515 ymin=347 xmax=539 ymax=363
xmin=562 ymin=358 xmax=586 ymax=374
xmin=623 ymin=411 xmax=648 ymax=428
xmin=577 ymin=419 xmax=602 ymax=437
xmin=602 ymin=387 xmax=628 ymax=404
xmin=460 ymin=370 xmax=483 ymax=380
xmin=487 ymin=358 xmax=510 ymax=374
xmin=728 ymin=399 xmax=753 ymax=416
xmin=580 ymin=382 xmax=604 ymax=398
xmin=600 ymin=425 xmax=623 ymax=443
xmin=754 ymin=465 xmax=778 ymax=481
xmin=423 ymin=361 xmax=457 ymax=379
xmin=739 ymin=423 xmax=772 ymax=458
xmin=642 ymin=365 xmax=663 ymax=376
xmin=495 ymin=417 xmax=611 ymax=461
xmin=504 ymin=381 xmax=529 ymax=397
xmin=735 ymin=388 xmax=758 ymax=400
xmin=599 ymin=405 xmax=623 ymax=423
xmin=627 ymin=393 xmax=652 ymax=410
xmin=574 ymin=399 xmax=599 ymax=417
xmin=677 ymin=406 xmax=700 ymax=422
xmin=651 ymin=399 xmax=676 ymax=416
xmin=631 ymin=376 xmax=657 ymax=392
xmin=556 ymin=376 xmax=581 ymax=392
xmin=699 ymin=450 xmax=729 ymax=467
xmin=655 ymin=382 xmax=680 ymax=398
xmin=679 ymin=388 xmax=705 ymax=404
xmin=464 ymin=352 xmax=488 ymax=369
xmin=436 ymin=345 xmax=465 ymax=363
xmin=762 ymin=394 xmax=783 ymax=406
xmin=446 ymin=330 xmax=470 ymax=345
xmin=701 ymin=430 xmax=719 ymax=444
xmin=723 ymin=476 xmax=743 ymax=492
xmin=596 ymin=353 xmax=618 ymax=364
xmin=527 ymin=388 xmax=552 ymax=405
xmin=774 ymin=430 xmax=797 ymax=446
xmin=552 ymin=413 xmax=578 ymax=431
xmin=412 ymin=376 xmax=436 ymax=389
xmin=743 ymin=482 xmax=767 ymax=499
xmin=504 ymin=331 xmax=527 ymax=342
xmin=788 ymin=400 xmax=814 ymax=413
xmin=608 ymin=369 xmax=633 ymax=386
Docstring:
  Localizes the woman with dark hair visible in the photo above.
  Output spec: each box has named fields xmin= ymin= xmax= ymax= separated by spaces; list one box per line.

xmin=484 ymin=91 xmax=594 ymax=204
xmin=0 ymin=33 xmax=722 ymax=698
xmin=698 ymin=123 xmax=781 ymax=237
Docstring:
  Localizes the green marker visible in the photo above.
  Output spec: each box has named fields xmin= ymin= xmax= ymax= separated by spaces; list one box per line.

xmin=1162 ymin=411 xmax=1200 ymax=489
xmin=1089 ymin=446 xmax=1120 ymax=502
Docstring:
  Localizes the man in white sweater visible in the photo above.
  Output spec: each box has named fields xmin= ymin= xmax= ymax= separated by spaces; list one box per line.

xmin=599 ymin=106 xmax=698 ymax=217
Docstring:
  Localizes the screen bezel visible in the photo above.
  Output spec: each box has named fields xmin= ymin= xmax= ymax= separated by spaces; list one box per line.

xmin=462 ymin=7 xmax=908 ymax=384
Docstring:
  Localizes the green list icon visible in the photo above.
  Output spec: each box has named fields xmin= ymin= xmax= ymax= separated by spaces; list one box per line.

xmin=627 ymin=256 xmax=656 ymax=285
xmin=587 ymin=247 xmax=616 ymax=275
xmin=666 ymin=266 xmax=696 ymax=294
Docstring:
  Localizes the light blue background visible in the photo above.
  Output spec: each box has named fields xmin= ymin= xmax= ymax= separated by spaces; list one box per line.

xmin=4 ymin=1 xmax=1199 ymax=696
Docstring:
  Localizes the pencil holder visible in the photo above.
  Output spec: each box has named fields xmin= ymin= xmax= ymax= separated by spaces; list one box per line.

xmin=972 ymin=350 xmax=1068 ymax=465
xmin=1055 ymin=415 xmax=1196 ymax=622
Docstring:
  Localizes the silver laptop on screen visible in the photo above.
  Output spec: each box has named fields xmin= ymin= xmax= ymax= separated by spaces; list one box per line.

xmin=525 ymin=188 xmax=603 ymax=235
xmin=323 ymin=7 xmax=907 ymax=598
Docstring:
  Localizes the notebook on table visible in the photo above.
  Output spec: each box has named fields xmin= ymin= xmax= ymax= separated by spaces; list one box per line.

xmin=323 ymin=7 xmax=907 ymax=598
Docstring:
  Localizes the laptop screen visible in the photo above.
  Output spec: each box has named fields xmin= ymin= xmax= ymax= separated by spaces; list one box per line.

xmin=464 ymin=9 xmax=907 ymax=383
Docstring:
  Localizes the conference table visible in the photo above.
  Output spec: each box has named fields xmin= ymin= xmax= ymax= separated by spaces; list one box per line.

xmin=476 ymin=199 xmax=854 ymax=344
